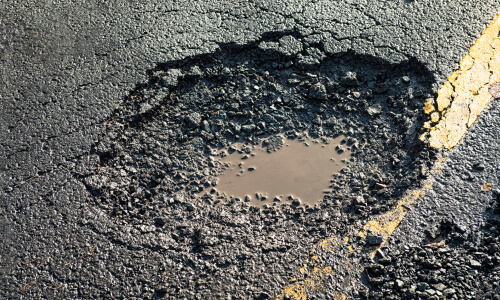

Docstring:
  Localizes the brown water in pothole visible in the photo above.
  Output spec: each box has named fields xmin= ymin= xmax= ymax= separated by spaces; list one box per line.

xmin=215 ymin=135 xmax=351 ymax=207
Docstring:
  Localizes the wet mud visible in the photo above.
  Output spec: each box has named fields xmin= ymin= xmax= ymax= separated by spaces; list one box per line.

xmin=216 ymin=134 xmax=350 ymax=207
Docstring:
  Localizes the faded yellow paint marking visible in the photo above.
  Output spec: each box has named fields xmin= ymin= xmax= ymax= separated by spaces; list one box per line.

xmin=333 ymin=292 xmax=347 ymax=300
xmin=423 ymin=98 xmax=435 ymax=114
xmin=430 ymin=112 xmax=440 ymax=123
xmin=276 ymin=158 xmax=445 ymax=300
xmin=316 ymin=237 xmax=340 ymax=252
xmin=277 ymin=266 xmax=335 ymax=300
xmin=362 ymin=189 xmax=423 ymax=235
xmin=359 ymin=178 xmax=434 ymax=254
xmin=276 ymin=237 xmax=352 ymax=300
xmin=360 ymin=156 xmax=446 ymax=255
xmin=421 ymin=12 xmax=500 ymax=149
xmin=277 ymin=14 xmax=500 ymax=300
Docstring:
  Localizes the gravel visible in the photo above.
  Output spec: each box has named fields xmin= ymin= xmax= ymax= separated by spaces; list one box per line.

xmin=71 ymin=31 xmax=438 ymax=298
xmin=358 ymin=194 xmax=500 ymax=299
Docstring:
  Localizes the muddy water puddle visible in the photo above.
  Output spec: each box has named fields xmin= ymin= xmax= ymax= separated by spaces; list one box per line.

xmin=215 ymin=134 xmax=351 ymax=207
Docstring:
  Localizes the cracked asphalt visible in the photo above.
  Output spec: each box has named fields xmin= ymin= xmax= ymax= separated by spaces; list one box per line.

xmin=1 ymin=1 xmax=499 ymax=299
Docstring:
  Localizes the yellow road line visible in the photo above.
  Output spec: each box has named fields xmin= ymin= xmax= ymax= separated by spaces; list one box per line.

xmin=421 ymin=12 xmax=500 ymax=149
xmin=359 ymin=157 xmax=445 ymax=248
xmin=276 ymin=13 xmax=500 ymax=300
xmin=276 ymin=237 xmax=355 ymax=300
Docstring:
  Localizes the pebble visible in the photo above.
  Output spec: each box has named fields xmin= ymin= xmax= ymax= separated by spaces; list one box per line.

xmin=395 ymin=279 xmax=404 ymax=290
xmin=366 ymin=234 xmax=383 ymax=245
xmin=185 ymin=112 xmax=202 ymax=128
xmin=308 ymin=83 xmax=327 ymax=101
xmin=354 ymin=196 xmax=365 ymax=205
xmin=443 ymin=288 xmax=456 ymax=297
xmin=340 ymin=71 xmax=358 ymax=86
xmin=201 ymin=120 xmax=211 ymax=132
xmin=417 ymin=282 xmax=430 ymax=291
xmin=241 ymin=124 xmax=256 ymax=133
xmin=469 ymin=259 xmax=482 ymax=268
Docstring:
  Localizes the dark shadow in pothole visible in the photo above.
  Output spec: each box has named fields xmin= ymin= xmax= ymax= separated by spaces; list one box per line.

xmin=73 ymin=30 xmax=438 ymax=298
xmin=78 ymin=30 xmax=436 ymax=218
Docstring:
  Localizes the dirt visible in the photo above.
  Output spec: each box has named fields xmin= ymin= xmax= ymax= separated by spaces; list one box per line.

xmin=215 ymin=134 xmax=350 ymax=207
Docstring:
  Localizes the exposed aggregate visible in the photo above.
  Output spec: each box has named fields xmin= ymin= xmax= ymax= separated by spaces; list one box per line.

xmin=73 ymin=32 xmax=439 ymax=298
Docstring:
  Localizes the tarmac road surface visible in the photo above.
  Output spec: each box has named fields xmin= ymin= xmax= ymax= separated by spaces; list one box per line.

xmin=1 ymin=1 xmax=499 ymax=299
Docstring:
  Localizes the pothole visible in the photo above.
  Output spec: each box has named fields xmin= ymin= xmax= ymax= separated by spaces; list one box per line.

xmin=213 ymin=133 xmax=351 ymax=208
xmin=76 ymin=31 xmax=436 ymax=222
xmin=72 ymin=31 xmax=440 ymax=297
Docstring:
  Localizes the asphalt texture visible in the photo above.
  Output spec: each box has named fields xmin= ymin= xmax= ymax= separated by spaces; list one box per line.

xmin=1 ymin=1 xmax=499 ymax=299
xmin=361 ymin=99 xmax=500 ymax=300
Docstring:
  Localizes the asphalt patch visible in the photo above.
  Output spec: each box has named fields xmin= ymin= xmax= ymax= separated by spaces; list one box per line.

xmin=72 ymin=31 xmax=437 ymax=298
